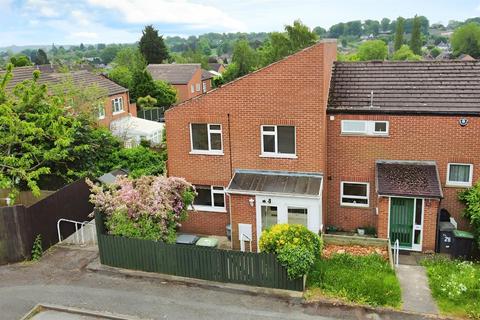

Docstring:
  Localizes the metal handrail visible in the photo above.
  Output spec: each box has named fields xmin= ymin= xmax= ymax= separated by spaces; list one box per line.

xmin=240 ymin=233 xmax=252 ymax=252
xmin=393 ymin=239 xmax=400 ymax=267
xmin=57 ymin=219 xmax=92 ymax=245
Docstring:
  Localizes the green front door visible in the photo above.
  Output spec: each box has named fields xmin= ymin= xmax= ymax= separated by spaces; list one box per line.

xmin=390 ymin=198 xmax=414 ymax=247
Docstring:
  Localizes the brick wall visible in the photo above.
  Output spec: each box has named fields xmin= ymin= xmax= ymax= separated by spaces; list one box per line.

xmin=97 ymin=92 xmax=136 ymax=128
xmin=166 ymin=41 xmax=338 ymax=238
xmin=173 ymin=69 xmax=205 ymax=103
xmin=326 ymin=114 xmax=479 ymax=234
xmin=230 ymin=194 xmax=257 ymax=251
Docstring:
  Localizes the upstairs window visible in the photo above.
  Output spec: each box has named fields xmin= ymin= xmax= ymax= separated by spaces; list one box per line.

xmin=191 ymin=84 xmax=195 ymax=93
xmin=190 ymin=123 xmax=223 ymax=154
xmin=112 ymin=97 xmax=124 ymax=114
xmin=341 ymin=181 xmax=369 ymax=207
xmin=193 ymin=185 xmax=226 ymax=212
xmin=341 ymin=120 xmax=389 ymax=136
xmin=202 ymin=81 xmax=207 ymax=93
xmin=261 ymin=125 xmax=296 ymax=157
xmin=447 ymin=163 xmax=473 ymax=187
xmin=196 ymin=83 xmax=201 ymax=92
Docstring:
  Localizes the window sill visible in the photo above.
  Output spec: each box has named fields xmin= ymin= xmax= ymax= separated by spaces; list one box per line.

xmin=340 ymin=204 xmax=370 ymax=209
xmin=340 ymin=133 xmax=389 ymax=138
xmin=190 ymin=205 xmax=227 ymax=213
xmin=445 ymin=183 xmax=472 ymax=189
xmin=189 ymin=150 xmax=224 ymax=156
xmin=112 ymin=110 xmax=125 ymax=115
xmin=259 ymin=153 xmax=297 ymax=159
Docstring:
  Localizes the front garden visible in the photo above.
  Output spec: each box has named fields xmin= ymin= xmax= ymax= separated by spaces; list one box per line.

xmin=422 ymin=256 xmax=480 ymax=319
xmin=305 ymin=243 xmax=402 ymax=308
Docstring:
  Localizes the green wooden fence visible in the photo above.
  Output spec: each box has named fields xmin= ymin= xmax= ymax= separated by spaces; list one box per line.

xmin=95 ymin=214 xmax=304 ymax=291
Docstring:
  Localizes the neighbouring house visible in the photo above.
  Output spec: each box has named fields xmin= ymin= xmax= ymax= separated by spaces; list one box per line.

xmin=208 ymin=62 xmax=225 ymax=74
xmin=147 ymin=63 xmax=213 ymax=103
xmin=110 ymin=115 xmax=164 ymax=147
xmin=165 ymin=41 xmax=479 ymax=253
xmin=2 ymin=65 xmax=136 ymax=129
xmin=458 ymin=54 xmax=475 ymax=61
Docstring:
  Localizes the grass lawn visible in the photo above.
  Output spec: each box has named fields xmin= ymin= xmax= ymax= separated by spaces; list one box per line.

xmin=422 ymin=256 xmax=480 ymax=319
xmin=305 ymin=253 xmax=402 ymax=308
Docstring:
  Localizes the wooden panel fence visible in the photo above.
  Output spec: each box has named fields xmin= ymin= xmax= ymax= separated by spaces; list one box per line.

xmin=95 ymin=214 xmax=304 ymax=291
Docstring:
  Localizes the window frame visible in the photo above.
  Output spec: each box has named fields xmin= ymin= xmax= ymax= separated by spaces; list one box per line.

xmin=189 ymin=123 xmax=224 ymax=155
xmin=196 ymin=83 xmax=201 ymax=92
xmin=202 ymin=81 xmax=207 ymax=93
xmin=341 ymin=120 xmax=389 ymax=136
xmin=260 ymin=125 xmax=297 ymax=158
xmin=190 ymin=84 xmax=195 ymax=93
xmin=192 ymin=185 xmax=226 ymax=213
xmin=98 ymin=103 xmax=105 ymax=119
xmin=446 ymin=163 xmax=473 ymax=187
xmin=112 ymin=97 xmax=124 ymax=114
xmin=340 ymin=181 xmax=370 ymax=208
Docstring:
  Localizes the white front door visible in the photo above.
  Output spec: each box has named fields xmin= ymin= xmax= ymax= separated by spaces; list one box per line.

xmin=255 ymin=195 xmax=322 ymax=250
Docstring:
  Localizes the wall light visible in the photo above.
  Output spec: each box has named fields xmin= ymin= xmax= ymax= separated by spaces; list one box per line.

xmin=248 ymin=198 xmax=255 ymax=207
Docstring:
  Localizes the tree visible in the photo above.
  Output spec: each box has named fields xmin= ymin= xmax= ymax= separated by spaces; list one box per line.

xmin=33 ymin=49 xmax=49 ymax=65
xmin=108 ymin=47 xmax=146 ymax=89
xmin=410 ymin=15 xmax=422 ymax=55
xmin=100 ymin=45 xmax=120 ymax=64
xmin=345 ymin=20 xmax=362 ymax=37
xmin=107 ymin=66 xmax=132 ymax=88
xmin=394 ymin=17 xmax=405 ymax=51
xmin=357 ymin=40 xmax=388 ymax=61
xmin=313 ymin=26 xmax=326 ymax=38
xmin=130 ymin=69 xmax=177 ymax=108
xmin=363 ymin=20 xmax=380 ymax=36
xmin=430 ymin=47 xmax=441 ymax=58
xmin=0 ymin=65 xmax=86 ymax=198
xmin=285 ymin=20 xmax=318 ymax=52
xmin=231 ymin=39 xmax=257 ymax=77
xmin=139 ymin=25 xmax=169 ymax=64
xmin=451 ymin=22 xmax=480 ymax=59
xmin=459 ymin=182 xmax=480 ymax=247
xmin=152 ymin=80 xmax=177 ymax=108
xmin=9 ymin=55 xmax=32 ymax=67
xmin=381 ymin=18 xmax=391 ymax=32
xmin=392 ymin=45 xmax=422 ymax=61
xmin=328 ymin=22 xmax=346 ymax=38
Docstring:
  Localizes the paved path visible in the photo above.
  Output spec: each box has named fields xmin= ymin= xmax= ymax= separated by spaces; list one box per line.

xmin=396 ymin=264 xmax=439 ymax=315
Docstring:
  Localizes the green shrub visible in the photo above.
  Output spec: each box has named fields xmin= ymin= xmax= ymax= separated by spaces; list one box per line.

xmin=307 ymin=254 xmax=401 ymax=308
xmin=259 ymin=224 xmax=322 ymax=279
xmin=422 ymin=256 xmax=480 ymax=318
xmin=458 ymin=182 xmax=480 ymax=248
xmin=31 ymin=234 xmax=43 ymax=261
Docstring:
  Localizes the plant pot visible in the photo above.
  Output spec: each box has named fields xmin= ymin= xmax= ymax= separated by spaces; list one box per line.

xmin=357 ymin=228 xmax=365 ymax=236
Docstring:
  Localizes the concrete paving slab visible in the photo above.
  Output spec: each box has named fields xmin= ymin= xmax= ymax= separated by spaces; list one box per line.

xmin=396 ymin=265 xmax=439 ymax=315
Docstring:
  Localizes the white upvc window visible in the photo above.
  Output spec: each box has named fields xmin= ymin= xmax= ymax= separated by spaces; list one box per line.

xmin=192 ymin=185 xmax=226 ymax=212
xmin=341 ymin=120 xmax=389 ymax=136
xmin=112 ymin=97 xmax=124 ymax=114
xmin=98 ymin=104 xmax=105 ymax=119
xmin=446 ymin=163 xmax=473 ymax=187
xmin=191 ymin=84 xmax=195 ymax=93
xmin=196 ymin=83 xmax=201 ymax=92
xmin=341 ymin=181 xmax=369 ymax=207
xmin=202 ymin=81 xmax=207 ymax=93
xmin=260 ymin=125 xmax=296 ymax=158
xmin=190 ymin=123 xmax=223 ymax=155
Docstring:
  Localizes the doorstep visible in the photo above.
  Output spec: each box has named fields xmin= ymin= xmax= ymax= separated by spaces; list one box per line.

xmin=86 ymin=257 xmax=303 ymax=300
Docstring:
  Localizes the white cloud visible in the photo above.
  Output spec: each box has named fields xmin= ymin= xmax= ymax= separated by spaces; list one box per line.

xmin=70 ymin=31 xmax=99 ymax=40
xmin=25 ymin=0 xmax=60 ymax=17
xmin=71 ymin=10 xmax=91 ymax=26
xmin=87 ymin=0 xmax=246 ymax=31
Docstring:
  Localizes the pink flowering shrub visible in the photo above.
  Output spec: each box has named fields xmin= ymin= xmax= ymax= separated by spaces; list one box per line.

xmin=87 ymin=175 xmax=195 ymax=243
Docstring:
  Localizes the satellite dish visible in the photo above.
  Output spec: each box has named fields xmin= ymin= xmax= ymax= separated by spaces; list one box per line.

xmin=459 ymin=118 xmax=469 ymax=127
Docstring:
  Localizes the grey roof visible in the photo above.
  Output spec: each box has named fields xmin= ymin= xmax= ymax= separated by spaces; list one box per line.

xmin=97 ymin=169 xmax=129 ymax=185
xmin=376 ymin=160 xmax=443 ymax=198
xmin=147 ymin=63 xmax=200 ymax=84
xmin=2 ymin=66 xmax=128 ymax=96
xmin=201 ymin=69 xmax=214 ymax=80
xmin=208 ymin=63 xmax=223 ymax=72
xmin=227 ymin=170 xmax=322 ymax=197
xmin=328 ymin=61 xmax=480 ymax=115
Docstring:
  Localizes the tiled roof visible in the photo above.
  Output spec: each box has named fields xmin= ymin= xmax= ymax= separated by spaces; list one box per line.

xmin=147 ymin=63 xmax=200 ymax=84
xmin=208 ymin=63 xmax=223 ymax=72
xmin=201 ymin=69 xmax=214 ymax=80
xmin=227 ymin=170 xmax=322 ymax=197
xmin=328 ymin=61 xmax=480 ymax=115
xmin=376 ymin=160 xmax=443 ymax=198
xmin=2 ymin=66 xmax=127 ymax=96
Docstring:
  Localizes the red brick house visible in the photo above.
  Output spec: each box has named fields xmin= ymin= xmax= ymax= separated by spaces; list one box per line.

xmin=3 ymin=66 xmax=137 ymax=129
xmin=147 ymin=64 xmax=213 ymax=103
xmin=165 ymin=41 xmax=478 ymax=253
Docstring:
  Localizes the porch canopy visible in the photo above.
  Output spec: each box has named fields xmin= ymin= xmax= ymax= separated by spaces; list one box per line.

xmin=226 ymin=169 xmax=322 ymax=198
xmin=375 ymin=160 xmax=443 ymax=198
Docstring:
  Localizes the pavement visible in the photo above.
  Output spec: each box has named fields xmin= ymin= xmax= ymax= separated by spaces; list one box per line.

xmin=396 ymin=254 xmax=439 ymax=315
xmin=0 ymin=245 xmax=446 ymax=320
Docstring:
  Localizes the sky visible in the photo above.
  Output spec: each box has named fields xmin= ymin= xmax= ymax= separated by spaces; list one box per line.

xmin=1 ymin=0 xmax=480 ymax=47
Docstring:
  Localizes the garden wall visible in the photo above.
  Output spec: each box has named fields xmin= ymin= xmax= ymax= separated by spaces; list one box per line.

xmin=95 ymin=213 xmax=304 ymax=291
xmin=0 ymin=179 xmax=93 ymax=264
